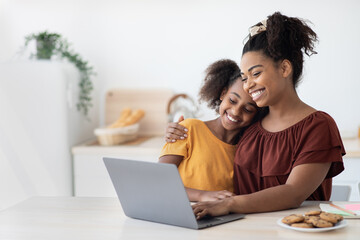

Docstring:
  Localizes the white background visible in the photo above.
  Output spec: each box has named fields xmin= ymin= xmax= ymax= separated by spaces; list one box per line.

xmin=1 ymin=0 xmax=360 ymax=133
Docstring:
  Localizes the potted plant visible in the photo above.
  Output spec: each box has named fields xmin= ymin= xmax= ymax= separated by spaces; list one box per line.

xmin=22 ymin=31 xmax=95 ymax=117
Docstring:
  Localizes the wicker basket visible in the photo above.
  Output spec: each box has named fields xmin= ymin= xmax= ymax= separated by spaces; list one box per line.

xmin=94 ymin=124 xmax=139 ymax=146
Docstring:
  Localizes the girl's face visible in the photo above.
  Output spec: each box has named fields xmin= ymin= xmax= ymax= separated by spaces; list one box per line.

xmin=219 ymin=79 xmax=258 ymax=131
xmin=240 ymin=51 xmax=288 ymax=107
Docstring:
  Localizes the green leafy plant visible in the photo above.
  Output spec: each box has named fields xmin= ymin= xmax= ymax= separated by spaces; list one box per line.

xmin=23 ymin=31 xmax=95 ymax=117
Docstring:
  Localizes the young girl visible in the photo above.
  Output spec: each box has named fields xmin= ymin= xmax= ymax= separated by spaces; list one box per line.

xmin=166 ymin=12 xmax=345 ymax=218
xmin=159 ymin=59 xmax=264 ymax=202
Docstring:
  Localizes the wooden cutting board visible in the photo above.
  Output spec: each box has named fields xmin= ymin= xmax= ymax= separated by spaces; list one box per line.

xmin=105 ymin=88 xmax=174 ymax=136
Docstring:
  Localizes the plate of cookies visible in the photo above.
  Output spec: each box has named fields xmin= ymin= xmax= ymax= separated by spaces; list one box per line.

xmin=277 ymin=211 xmax=347 ymax=232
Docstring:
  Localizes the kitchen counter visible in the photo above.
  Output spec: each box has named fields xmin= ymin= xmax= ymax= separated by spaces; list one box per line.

xmin=72 ymin=136 xmax=360 ymax=158
xmin=72 ymin=135 xmax=165 ymax=156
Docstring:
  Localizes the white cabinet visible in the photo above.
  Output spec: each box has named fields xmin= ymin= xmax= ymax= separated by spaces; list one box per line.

xmin=72 ymin=137 xmax=164 ymax=197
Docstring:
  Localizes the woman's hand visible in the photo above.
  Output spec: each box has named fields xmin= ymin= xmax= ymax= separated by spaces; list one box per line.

xmin=192 ymin=198 xmax=233 ymax=220
xmin=165 ymin=116 xmax=188 ymax=143
xmin=198 ymin=190 xmax=235 ymax=202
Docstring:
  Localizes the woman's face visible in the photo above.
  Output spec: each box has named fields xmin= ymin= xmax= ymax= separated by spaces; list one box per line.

xmin=240 ymin=51 xmax=288 ymax=107
xmin=219 ymin=79 xmax=258 ymax=131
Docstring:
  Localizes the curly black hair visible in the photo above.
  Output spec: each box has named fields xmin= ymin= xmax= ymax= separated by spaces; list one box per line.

xmin=243 ymin=12 xmax=318 ymax=88
xmin=198 ymin=59 xmax=241 ymax=113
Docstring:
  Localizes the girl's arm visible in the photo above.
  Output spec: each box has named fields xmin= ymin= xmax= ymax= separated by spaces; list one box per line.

xmin=193 ymin=162 xmax=331 ymax=219
xmin=159 ymin=155 xmax=183 ymax=166
xmin=159 ymin=155 xmax=235 ymax=202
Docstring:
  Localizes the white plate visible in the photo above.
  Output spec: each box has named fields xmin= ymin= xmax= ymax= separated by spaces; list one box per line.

xmin=277 ymin=218 xmax=347 ymax=232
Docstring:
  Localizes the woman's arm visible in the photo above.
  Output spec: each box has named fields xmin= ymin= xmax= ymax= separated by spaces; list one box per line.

xmin=192 ymin=162 xmax=331 ymax=219
xmin=164 ymin=116 xmax=188 ymax=143
xmin=186 ymin=188 xmax=235 ymax=202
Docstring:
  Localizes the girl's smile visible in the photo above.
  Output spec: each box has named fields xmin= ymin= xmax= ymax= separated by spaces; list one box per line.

xmin=219 ymin=79 xmax=257 ymax=131
xmin=225 ymin=112 xmax=239 ymax=123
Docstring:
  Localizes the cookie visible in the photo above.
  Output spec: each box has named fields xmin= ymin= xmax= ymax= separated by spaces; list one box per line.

xmin=291 ymin=222 xmax=314 ymax=228
xmin=304 ymin=210 xmax=322 ymax=216
xmin=311 ymin=219 xmax=333 ymax=228
xmin=281 ymin=214 xmax=305 ymax=225
xmin=319 ymin=212 xmax=343 ymax=224
xmin=304 ymin=215 xmax=320 ymax=224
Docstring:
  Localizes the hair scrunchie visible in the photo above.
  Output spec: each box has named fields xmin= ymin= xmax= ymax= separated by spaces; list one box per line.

xmin=249 ymin=20 xmax=267 ymax=37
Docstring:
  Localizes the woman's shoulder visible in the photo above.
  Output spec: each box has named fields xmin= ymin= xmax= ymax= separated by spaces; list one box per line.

xmin=307 ymin=110 xmax=334 ymax=120
xmin=301 ymin=111 xmax=339 ymax=130
xmin=241 ymin=111 xmax=339 ymax=138
xmin=287 ymin=111 xmax=343 ymax=153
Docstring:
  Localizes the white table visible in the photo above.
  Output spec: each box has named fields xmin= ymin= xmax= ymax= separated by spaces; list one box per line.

xmin=0 ymin=197 xmax=359 ymax=240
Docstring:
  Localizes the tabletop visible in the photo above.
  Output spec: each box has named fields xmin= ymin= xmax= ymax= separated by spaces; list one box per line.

xmin=0 ymin=197 xmax=359 ymax=240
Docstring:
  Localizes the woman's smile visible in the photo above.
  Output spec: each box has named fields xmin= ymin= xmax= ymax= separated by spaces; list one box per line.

xmin=249 ymin=88 xmax=265 ymax=102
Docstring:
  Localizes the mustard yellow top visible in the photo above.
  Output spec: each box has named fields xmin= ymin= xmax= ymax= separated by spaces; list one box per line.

xmin=160 ymin=118 xmax=236 ymax=192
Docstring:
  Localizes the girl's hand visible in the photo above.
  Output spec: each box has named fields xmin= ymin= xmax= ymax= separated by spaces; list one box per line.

xmin=199 ymin=190 xmax=235 ymax=202
xmin=165 ymin=116 xmax=188 ymax=143
xmin=192 ymin=199 xmax=232 ymax=220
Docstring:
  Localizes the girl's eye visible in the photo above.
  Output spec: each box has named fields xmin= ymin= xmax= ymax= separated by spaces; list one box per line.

xmin=241 ymin=77 xmax=248 ymax=82
xmin=229 ymin=98 xmax=236 ymax=104
xmin=244 ymin=108 xmax=255 ymax=114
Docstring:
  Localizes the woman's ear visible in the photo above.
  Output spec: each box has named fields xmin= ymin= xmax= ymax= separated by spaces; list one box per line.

xmin=281 ymin=59 xmax=293 ymax=79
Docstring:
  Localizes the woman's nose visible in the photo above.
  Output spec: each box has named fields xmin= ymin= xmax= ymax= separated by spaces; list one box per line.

xmin=243 ymin=79 xmax=254 ymax=93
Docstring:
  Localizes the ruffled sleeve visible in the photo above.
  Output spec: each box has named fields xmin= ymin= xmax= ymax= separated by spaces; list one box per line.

xmin=293 ymin=112 xmax=345 ymax=178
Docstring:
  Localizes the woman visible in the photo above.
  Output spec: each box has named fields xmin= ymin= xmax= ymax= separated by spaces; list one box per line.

xmin=165 ymin=12 xmax=345 ymax=219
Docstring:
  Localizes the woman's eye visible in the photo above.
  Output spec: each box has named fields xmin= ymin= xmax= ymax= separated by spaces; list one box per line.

xmin=229 ymin=98 xmax=236 ymax=104
xmin=241 ymin=77 xmax=248 ymax=82
xmin=253 ymin=72 xmax=261 ymax=77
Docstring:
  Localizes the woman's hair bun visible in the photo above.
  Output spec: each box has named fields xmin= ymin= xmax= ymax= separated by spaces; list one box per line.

xmin=266 ymin=12 xmax=318 ymax=61
xmin=243 ymin=12 xmax=318 ymax=87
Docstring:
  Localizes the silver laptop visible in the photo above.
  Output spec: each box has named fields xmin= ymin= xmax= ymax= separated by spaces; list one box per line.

xmin=103 ymin=157 xmax=245 ymax=229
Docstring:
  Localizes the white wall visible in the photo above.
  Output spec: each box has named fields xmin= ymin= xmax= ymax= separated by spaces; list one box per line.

xmin=0 ymin=0 xmax=359 ymax=206
xmin=1 ymin=0 xmax=359 ymax=133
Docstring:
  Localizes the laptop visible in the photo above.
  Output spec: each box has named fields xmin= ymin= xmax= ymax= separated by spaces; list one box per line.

xmin=103 ymin=157 xmax=245 ymax=229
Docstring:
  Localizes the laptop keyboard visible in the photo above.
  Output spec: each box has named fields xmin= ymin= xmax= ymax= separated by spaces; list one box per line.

xmin=197 ymin=216 xmax=222 ymax=224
